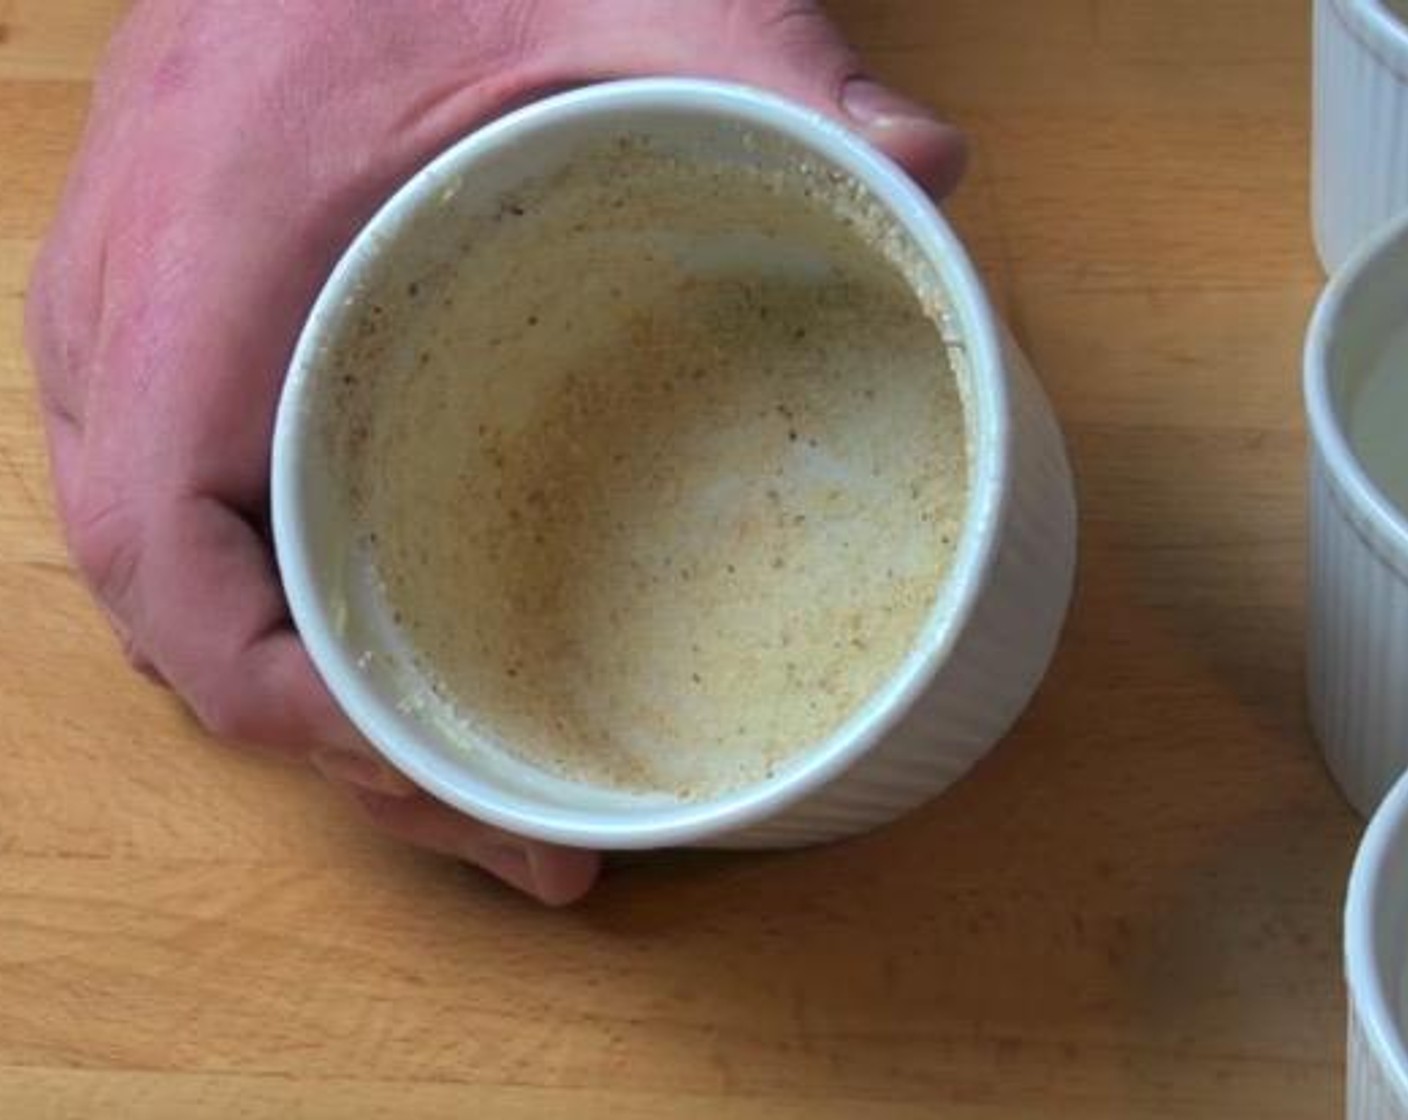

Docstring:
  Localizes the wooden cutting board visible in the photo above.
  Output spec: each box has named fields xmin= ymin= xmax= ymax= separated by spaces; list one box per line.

xmin=0 ymin=2 xmax=1352 ymax=1116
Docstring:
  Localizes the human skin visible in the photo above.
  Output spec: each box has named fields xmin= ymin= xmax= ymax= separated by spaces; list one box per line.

xmin=26 ymin=0 xmax=965 ymax=905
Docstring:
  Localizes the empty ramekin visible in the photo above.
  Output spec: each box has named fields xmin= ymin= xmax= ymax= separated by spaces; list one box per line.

xmin=1347 ymin=767 xmax=1408 ymax=1118
xmin=1305 ymin=210 xmax=1408 ymax=817
xmin=1314 ymin=0 xmax=1408 ymax=272
xmin=272 ymin=79 xmax=1078 ymax=850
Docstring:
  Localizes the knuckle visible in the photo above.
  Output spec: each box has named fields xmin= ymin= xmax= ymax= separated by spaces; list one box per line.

xmin=191 ymin=685 xmax=265 ymax=745
xmin=353 ymin=789 xmax=432 ymax=847
xmin=69 ymin=495 xmax=169 ymax=684
xmin=354 ymin=788 xmax=403 ymax=828
xmin=24 ymin=252 xmax=68 ymax=390
xmin=69 ymin=493 xmax=141 ymax=612
xmin=750 ymin=0 xmax=823 ymax=25
xmin=717 ymin=0 xmax=858 ymax=101
xmin=483 ymin=0 xmax=545 ymax=66
xmin=744 ymin=0 xmax=831 ymax=42
xmin=23 ymin=255 xmax=55 ymax=355
xmin=118 ymin=630 xmax=165 ymax=684
xmin=26 ymin=236 xmax=89 ymax=385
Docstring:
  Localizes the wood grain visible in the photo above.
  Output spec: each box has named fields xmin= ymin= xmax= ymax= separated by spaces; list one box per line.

xmin=0 ymin=2 xmax=1355 ymax=1117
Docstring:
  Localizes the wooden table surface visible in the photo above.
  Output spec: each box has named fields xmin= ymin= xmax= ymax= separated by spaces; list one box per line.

xmin=0 ymin=2 xmax=1354 ymax=1117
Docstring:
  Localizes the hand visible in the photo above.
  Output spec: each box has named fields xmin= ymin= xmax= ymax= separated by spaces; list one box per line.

xmin=26 ymin=0 xmax=965 ymax=905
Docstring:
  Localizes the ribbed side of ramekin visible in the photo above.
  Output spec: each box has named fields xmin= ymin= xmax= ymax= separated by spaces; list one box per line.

xmin=1309 ymin=451 xmax=1408 ymax=817
xmin=1314 ymin=0 xmax=1408 ymax=272
xmin=709 ymin=337 xmax=1078 ymax=849
xmin=1350 ymin=997 xmax=1408 ymax=1120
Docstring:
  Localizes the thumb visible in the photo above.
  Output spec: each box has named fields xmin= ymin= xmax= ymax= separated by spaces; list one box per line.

xmin=829 ymin=77 xmax=969 ymax=200
xmin=538 ymin=0 xmax=967 ymax=199
xmin=711 ymin=2 xmax=968 ymax=199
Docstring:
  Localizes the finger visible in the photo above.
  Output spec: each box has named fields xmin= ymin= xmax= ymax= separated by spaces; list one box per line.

xmin=354 ymin=790 xmax=602 ymax=906
xmin=111 ymin=488 xmax=412 ymax=798
xmin=535 ymin=0 xmax=967 ymax=198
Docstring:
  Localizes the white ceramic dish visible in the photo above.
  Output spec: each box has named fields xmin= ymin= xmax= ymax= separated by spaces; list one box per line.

xmin=1347 ymin=768 xmax=1408 ymax=1119
xmin=1314 ymin=0 xmax=1408 ymax=272
xmin=1305 ymin=210 xmax=1408 ymax=819
xmin=272 ymin=79 xmax=1078 ymax=850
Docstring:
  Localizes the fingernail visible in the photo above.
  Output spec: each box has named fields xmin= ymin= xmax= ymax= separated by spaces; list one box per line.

xmin=311 ymin=747 xmax=417 ymax=797
xmin=842 ymin=77 xmax=936 ymax=125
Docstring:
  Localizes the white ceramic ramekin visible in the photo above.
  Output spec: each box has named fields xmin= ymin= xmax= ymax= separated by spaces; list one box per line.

xmin=272 ymin=79 xmax=1078 ymax=851
xmin=1305 ymin=211 xmax=1408 ymax=818
xmin=1314 ymin=0 xmax=1408 ymax=272
xmin=1346 ymin=768 xmax=1408 ymax=1119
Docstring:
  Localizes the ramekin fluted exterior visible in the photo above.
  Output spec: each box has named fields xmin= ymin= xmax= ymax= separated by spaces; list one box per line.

xmin=718 ymin=337 xmax=1076 ymax=848
xmin=1346 ymin=770 xmax=1408 ymax=1120
xmin=1314 ymin=0 xmax=1408 ymax=272
xmin=1309 ymin=451 xmax=1408 ymax=817
xmin=1351 ymin=1003 xmax=1408 ymax=1120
